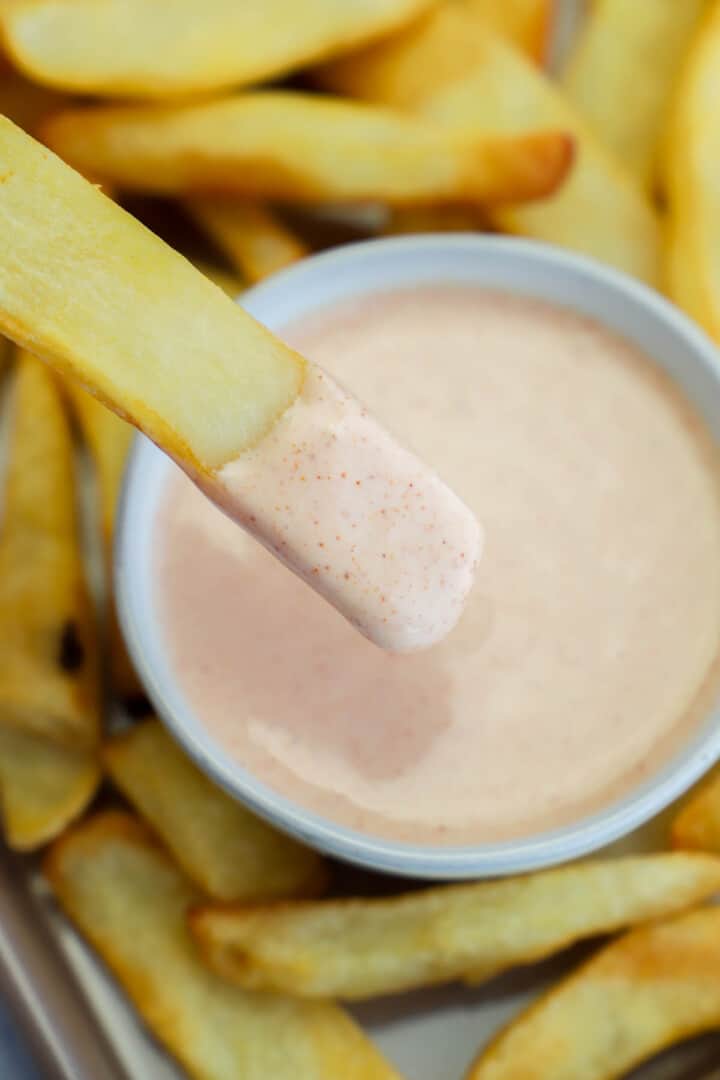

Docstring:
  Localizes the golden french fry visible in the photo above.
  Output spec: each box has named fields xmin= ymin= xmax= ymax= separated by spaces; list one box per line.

xmin=0 ymin=120 xmax=481 ymax=654
xmin=63 ymin=383 xmax=141 ymax=703
xmin=186 ymin=201 xmax=308 ymax=285
xmin=664 ymin=2 xmax=720 ymax=341
xmin=45 ymin=811 xmax=403 ymax=1080
xmin=670 ymin=766 xmax=720 ymax=853
xmin=0 ymin=118 xmax=304 ymax=474
xmin=466 ymin=906 xmax=720 ymax=1080
xmin=103 ymin=720 xmax=327 ymax=903
xmin=0 ymin=354 xmax=100 ymax=750
xmin=0 ymin=727 xmax=98 ymax=852
xmin=42 ymin=92 xmax=573 ymax=208
xmin=314 ymin=4 xmax=661 ymax=283
xmin=190 ymin=854 xmax=720 ymax=1000
xmin=0 ymin=0 xmax=436 ymax=99
xmin=466 ymin=0 xmax=553 ymax=62
xmin=561 ymin=0 xmax=707 ymax=189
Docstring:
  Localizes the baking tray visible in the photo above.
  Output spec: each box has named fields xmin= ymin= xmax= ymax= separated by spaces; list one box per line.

xmin=5 ymin=2 xmax=720 ymax=1078
xmin=4 ymin=806 xmax=720 ymax=1080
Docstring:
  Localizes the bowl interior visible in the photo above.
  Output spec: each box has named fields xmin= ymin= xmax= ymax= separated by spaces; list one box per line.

xmin=116 ymin=234 xmax=720 ymax=878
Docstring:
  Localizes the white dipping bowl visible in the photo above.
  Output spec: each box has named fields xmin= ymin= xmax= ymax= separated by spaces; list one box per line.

xmin=116 ymin=235 xmax=720 ymax=879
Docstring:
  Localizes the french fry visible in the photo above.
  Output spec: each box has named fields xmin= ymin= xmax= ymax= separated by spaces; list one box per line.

xmin=189 ymin=854 xmax=720 ymax=1000
xmin=0 ymin=118 xmax=304 ymax=473
xmin=664 ymin=1 xmax=720 ymax=341
xmin=670 ymin=766 xmax=720 ymax=853
xmin=314 ymin=4 xmax=661 ymax=283
xmin=0 ymin=120 xmax=483 ymax=653
xmin=45 ymin=811 xmax=403 ymax=1080
xmin=186 ymin=201 xmax=308 ymax=285
xmin=0 ymin=354 xmax=100 ymax=750
xmin=63 ymin=384 xmax=140 ymax=703
xmin=466 ymin=0 xmax=553 ymax=62
xmin=103 ymin=720 xmax=326 ymax=903
xmin=561 ymin=0 xmax=707 ymax=190
xmin=42 ymin=92 xmax=573 ymax=208
xmin=0 ymin=0 xmax=437 ymax=99
xmin=0 ymin=727 xmax=98 ymax=852
xmin=466 ymin=906 xmax=720 ymax=1080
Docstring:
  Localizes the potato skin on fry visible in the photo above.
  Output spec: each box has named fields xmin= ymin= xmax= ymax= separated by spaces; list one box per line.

xmin=42 ymin=92 xmax=574 ymax=207
xmin=0 ymin=0 xmax=437 ymax=99
xmin=0 ymin=354 xmax=100 ymax=750
xmin=466 ymin=906 xmax=720 ymax=1080
xmin=314 ymin=4 xmax=661 ymax=283
xmin=44 ymin=811 xmax=402 ymax=1080
xmin=103 ymin=720 xmax=327 ymax=903
xmin=190 ymin=854 xmax=720 ymax=1000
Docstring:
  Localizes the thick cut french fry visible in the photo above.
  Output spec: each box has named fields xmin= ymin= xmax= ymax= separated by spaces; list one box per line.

xmin=63 ymin=384 xmax=141 ymax=702
xmin=466 ymin=0 xmax=553 ymax=62
xmin=0 ymin=728 xmax=98 ymax=851
xmin=466 ymin=906 xmax=720 ymax=1080
xmin=190 ymin=854 xmax=720 ymax=1000
xmin=45 ymin=812 xmax=402 ymax=1080
xmin=43 ymin=92 xmax=573 ymax=208
xmin=314 ymin=5 xmax=661 ymax=283
xmin=0 ymin=354 xmax=100 ymax=750
xmin=186 ymin=201 xmax=308 ymax=285
xmin=0 ymin=120 xmax=482 ymax=655
xmin=0 ymin=0 xmax=437 ymax=99
xmin=664 ymin=2 xmax=720 ymax=341
xmin=561 ymin=0 xmax=707 ymax=189
xmin=670 ymin=766 xmax=720 ymax=853
xmin=0 ymin=118 xmax=304 ymax=473
xmin=103 ymin=720 xmax=326 ymax=903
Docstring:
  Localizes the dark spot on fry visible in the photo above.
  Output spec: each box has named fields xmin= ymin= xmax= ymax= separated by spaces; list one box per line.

xmin=124 ymin=693 xmax=153 ymax=719
xmin=59 ymin=620 xmax=85 ymax=672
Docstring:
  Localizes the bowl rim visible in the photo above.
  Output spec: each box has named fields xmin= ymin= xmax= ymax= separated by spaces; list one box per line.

xmin=116 ymin=232 xmax=720 ymax=879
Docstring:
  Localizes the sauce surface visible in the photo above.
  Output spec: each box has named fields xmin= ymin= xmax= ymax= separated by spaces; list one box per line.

xmin=156 ymin=287 xmax=720 ymax=844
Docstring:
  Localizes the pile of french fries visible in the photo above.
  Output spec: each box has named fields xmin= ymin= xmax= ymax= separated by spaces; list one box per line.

xmin=1 ymin=0 xmax=720 ymax=1076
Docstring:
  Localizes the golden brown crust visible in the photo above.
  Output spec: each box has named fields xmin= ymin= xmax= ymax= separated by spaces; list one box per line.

xmin=189 ymin=854 xmax=720 ymax=999
xmin=45 ymin=810 xmax=402 ymax=1080
xmin=0 ymin=354 xmax=100 ymax=750
xmin=466 ymin=906 xmax=720 ymax=1079
xmin=41 ymin=93 xmax=574 ymax=207
xmin=102 ymin=720 xmax=328 ymax=903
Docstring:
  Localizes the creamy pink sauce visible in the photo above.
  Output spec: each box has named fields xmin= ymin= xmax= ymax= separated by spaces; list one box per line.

xmin=209 ymin=364 xmax=480 ymax=652
xmin=156 ymin=287 xmax=720 ymax=844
